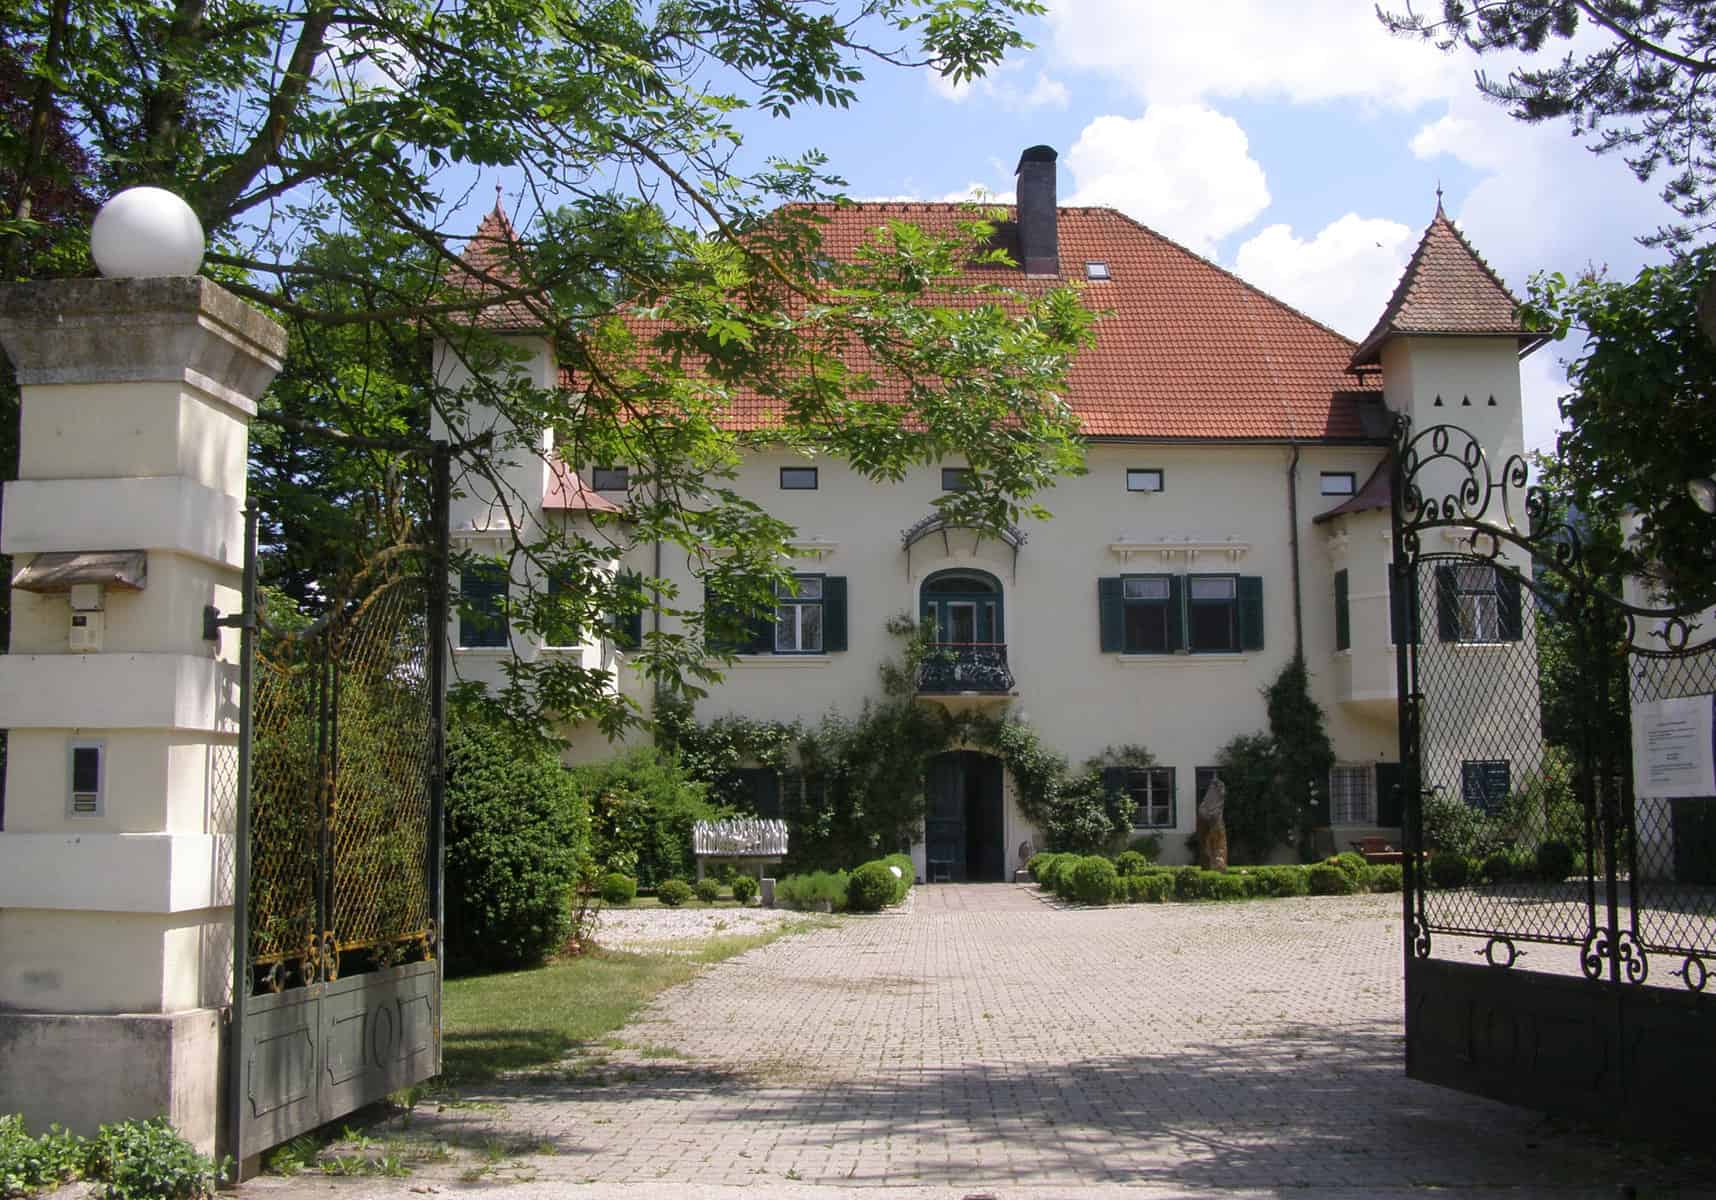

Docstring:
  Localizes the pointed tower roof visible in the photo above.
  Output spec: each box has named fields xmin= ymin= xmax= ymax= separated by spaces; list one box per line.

xmin=448 ymin=193 xmax=544 ymax=330
xmin=1350 ymin=202 xmax=1546 ymax=366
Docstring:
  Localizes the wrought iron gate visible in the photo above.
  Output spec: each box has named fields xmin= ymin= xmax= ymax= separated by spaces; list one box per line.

xmin=226 ymin=447 xmax=450 ymax=1168
xmin=1393 ymin=420 xmax=1716 ymax=1134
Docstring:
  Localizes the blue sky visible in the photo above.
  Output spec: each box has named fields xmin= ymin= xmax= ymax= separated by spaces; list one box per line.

xmin=458 ymin=2 xmax=1674 ymax=456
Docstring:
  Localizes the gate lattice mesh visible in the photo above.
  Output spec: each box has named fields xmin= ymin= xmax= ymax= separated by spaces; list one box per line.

xmin=245 ymin=572 xmax=435 ymax=993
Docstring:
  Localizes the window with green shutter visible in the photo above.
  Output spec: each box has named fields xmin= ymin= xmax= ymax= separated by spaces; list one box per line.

xmin=1334 ymin=569 xmax=1350 ymax=651
xmin=1436 ymin=563 xmax=1523 ymax=643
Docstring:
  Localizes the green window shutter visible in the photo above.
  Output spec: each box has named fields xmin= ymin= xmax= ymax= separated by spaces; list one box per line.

xmin=1238 ymin=576 xmax=1264 ymax=651
xmin=1334 ymin=569 xmax=1350 ymax=651
xmin=1098 ymin=578 xmax=1123 ymax=652
xmin=1167 ymin=766 xmax=1178 ymax=829
xmin=1435 ymin=565 xmax=1458 ymax=642
xmin=745 ymin=603 xmax=775 ymax=655
xmin=1166 ymin=574 xmax=1185 ymax=652
xmin=1497 ymin=569 xmax=1524 ymax=641
xmin=823 ymin=576 xmax=848 ymax=652
xmin=1375 ymin=762 xmax=1405 ymax=828
xmin=1100 ymin=766 xmax=1127 ymax=799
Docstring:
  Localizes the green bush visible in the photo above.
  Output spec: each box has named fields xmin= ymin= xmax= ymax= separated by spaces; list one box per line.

xmin=1536 ymin=839 xmax=1576 ymax=883
xmin=571 ymin=748 xmax=725 ymax=889
xmin=1113 ymin=850 xmax=1151 ymax=877
xmin=777 ymin=870 xmax=849 ymax=911
xmin=1333 ymin=852 xmax=1368 ymax=887
xmin=1026 ymin=851 xmax=1056 ymax=882
xmin=1249 ymin=865 xmax=1310 ymax=897
xmin=1480 ymin=852 xmax=1514 ymax=884
xmin=693 ymin=877 xmax=722 ymax=904
xmin=1127 ymin=833 xmax=1163 ymax=861
xmin=1125 ymin=872 xmax=1174 ymax=903
xmin=1308 ymin=862 xmax=1356 ymax=895
xmin=847 ymin=861 xmax=898 ymax=912
xmin=730 ymin=874 xmax=758 ymax=904
xmin=84 ymin=1117 xmax=224 ymax=1200
xmin=598 ymin=873 xmax=637 ymax=905
xmin=882 ymin=854 xmax=915 ymax=902
xmin=657 ymin=878 xmax=693 ymax=907
xmin=1037 ymin=854 xmax=1070 ymax=893
xmin=1428 ymin=853 xmax=1470 ymax=890
xmin=1068 ymin=855 xmax=1121 ymax=904
xmin=445 ymin=709 xmax=592 ymax=973
xmin=1200 ymin=871 xmax=1252 ymax=902
xmin=1365 ymin=863 xmax=1403 ymax=892
xmin=1 ymin=1115 xmax=86 ymax=1195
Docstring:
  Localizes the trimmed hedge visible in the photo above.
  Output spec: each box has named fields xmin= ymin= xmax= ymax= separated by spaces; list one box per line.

xmin=1068 ymin=855 xmax=1121 ymax=904
xmin=1249 ymin=865 xmax=1310 ymax=897
xmin=1365 ymin=863 xmax=1403 ymax=892
xmin=693 ymin=877 xmax=722 ymax=903
xmin=1113 ymin=850 xmax=1151 ymax=877
xmin=730 ymin=874 xmax=759 ymax=904
xmin=1428 ymin=853 xmax=1470 ymax=890
xmin=1308 ymin=862 xmax=1356 ymax=895
xmin=847 ymin=861 xmax=899 ymax=912
xmin=1125 ymin=872 xmax=1174 ymax=903
xmin=657 ymin=878 xmax=693 ymax=907
xmin=1536 ymin=839 xmax=1576 ymax=883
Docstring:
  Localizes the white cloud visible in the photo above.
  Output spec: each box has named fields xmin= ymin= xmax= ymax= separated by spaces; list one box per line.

xmin=1044 ymin=0 xmax=1461 ymax=107
xmin=1064 ymin=106 xmax=1270 ymax=256
xmin=928 ymin=68 xmax=1070 ymax=111
xmin=1233 ymin=215 xmax=1417 ymax=339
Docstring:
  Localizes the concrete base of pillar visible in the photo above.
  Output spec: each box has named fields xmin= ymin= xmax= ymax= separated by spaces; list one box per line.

xmin=0 ymin=1007 xmax=225 ymax=1156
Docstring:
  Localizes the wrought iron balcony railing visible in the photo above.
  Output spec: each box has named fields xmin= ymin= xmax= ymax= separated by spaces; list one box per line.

xmin=916 ymin=642 xmax=1015 ymax=694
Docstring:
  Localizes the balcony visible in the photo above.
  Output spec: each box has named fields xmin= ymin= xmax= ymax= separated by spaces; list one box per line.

xmin=917 ymin=643 xmax=1015 ymax=697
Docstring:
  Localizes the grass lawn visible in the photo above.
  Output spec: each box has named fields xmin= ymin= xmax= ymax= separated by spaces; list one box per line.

xmin=441 ymin=924 xmax=812 ymax=1083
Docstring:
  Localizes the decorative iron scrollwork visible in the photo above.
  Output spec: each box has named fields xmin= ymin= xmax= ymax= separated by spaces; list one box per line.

xmin=1411 ymin=914 xmax=1431 ymax=959
xmin=917 ymin=644 xmax=1015 ymax=694
xmin=1674 ymin=954 xmax=1708 ymax=992
xmin=1480 ymin=937 xmax=1520 ymax=969
xmin=1580 ymin=931 xmax=1607 ymax=982
xmin=1579 ymin=930 xmax=1650 ymax=985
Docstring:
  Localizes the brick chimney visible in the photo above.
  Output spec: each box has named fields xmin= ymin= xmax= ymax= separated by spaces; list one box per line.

xmin=1014 ymin=145 xmax=1060 ymax=276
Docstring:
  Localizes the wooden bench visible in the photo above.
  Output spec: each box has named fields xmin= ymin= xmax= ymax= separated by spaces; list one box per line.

xmin=1350 ymin=836 xmax=1405 ymax=865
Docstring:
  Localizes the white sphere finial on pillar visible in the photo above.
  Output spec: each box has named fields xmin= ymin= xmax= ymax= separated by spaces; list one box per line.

xmin=90 ymin=187 xmax=206 ymax=278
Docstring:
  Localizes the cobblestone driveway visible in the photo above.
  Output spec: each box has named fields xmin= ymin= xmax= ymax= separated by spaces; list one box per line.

xmin=260 ymin=886 xmax=1711 ymax=1196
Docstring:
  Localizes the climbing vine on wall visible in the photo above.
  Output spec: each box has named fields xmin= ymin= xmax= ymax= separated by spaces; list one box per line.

xmin=658 ymin=617 xmax=1157 ymax=865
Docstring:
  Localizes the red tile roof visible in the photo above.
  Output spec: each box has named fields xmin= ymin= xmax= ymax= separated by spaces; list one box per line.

xmin=543 ymin=460 xmax=622 ymax=513
xmin=448 ymin=202 xmax=545 ymax=331
xmin=1350 ymin=204 xmax=1546 ymax=366
xmin=531 ymin=201 xmax=1390 ymax=441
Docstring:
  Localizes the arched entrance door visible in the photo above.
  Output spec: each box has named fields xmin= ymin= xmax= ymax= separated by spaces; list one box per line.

xmin=925 ymin=750 xmax=1005 ymax=882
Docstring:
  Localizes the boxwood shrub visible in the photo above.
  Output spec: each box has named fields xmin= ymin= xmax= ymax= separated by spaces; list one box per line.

xmin=693 ymin=877 xmax=722 ymax=904
xmin=730 ymin=874 xmax=758 ymax=904
xmin=1027 ymin=851 xmax=1057 ymax=882
xmin=1428 ymin=853 xmax=1471 ymax=890
xmin=847 ymin=861 xmax=899 ymax=912
xmin=1200 ymin=871 xmax=1252 ymax=902
xmin=1125 ymin=873 xmax=1174 ymax=903
xmin=1536 ymin=839 xmax=1576 ymax=883
xmin=1113 ymin=850 xmax=1151 ymax=877
xmin=657 ymin=878 xmax=693 ymax=907
xmin=1365 ymin=863 xmax=1403 ymax=892
xmin=1249 ymin=865 xmax=1310 ymax=897
xmin=1068 ymin=855 xmax=1121 ymax=904
xmin=598 ymin=873 xmax=637 ymax=905
xmin=1308 ymin=862 xmax=1356 ymax=895
xmin=882 ymin=854 xmax=915 ymax=902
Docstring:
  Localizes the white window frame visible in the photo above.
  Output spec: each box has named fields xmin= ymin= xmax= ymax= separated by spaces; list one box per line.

xmin=1129 ymin=766 xmax=1175 ymax=829
xmin=1126 ymin=468 xmax=1164 ymax=493
xmin=1186 ymin=573 xmax=1240 ymax=654
xmin=1320 ymin=471 xmax=1357 ymax=496
xmin=1455 ymin=564 xmax=1502 ymax=643
xmin=1329 ymin=764 xmax=1375 ymax=826
xmin=774 ymin=575 xmax=824 ymax=654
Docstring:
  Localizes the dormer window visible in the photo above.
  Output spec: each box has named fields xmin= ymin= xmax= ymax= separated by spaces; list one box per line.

xmin=1084 ymin=261 xmax=1110 ymax=281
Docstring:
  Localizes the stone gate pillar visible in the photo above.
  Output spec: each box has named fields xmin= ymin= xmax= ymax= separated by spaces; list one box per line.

xmin=0 ymin=250 xmax=285 ymax=1151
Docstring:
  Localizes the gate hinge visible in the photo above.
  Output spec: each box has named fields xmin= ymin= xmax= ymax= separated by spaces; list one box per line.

xmin=203 ymin=604 xmax=256 ymax=642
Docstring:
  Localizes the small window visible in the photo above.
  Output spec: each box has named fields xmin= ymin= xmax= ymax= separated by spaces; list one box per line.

xmin=780 ymin=467 xmax=818 ymax=490
xmin=941 ymin=467 xmax=973 ymax=492
xmin=1455 ymin=564 xmax=1502 ymax=643
xmin=1121 ymin=575 xmax=1173 ymax=654
xmin=1320 ymin=471 xmax=1356 ymax=496
xmin=69 ymin=741 xmax=104 ymax=818
xmin=458 ymin=562 xmax=510 ymax=648
xmin=1085 ymin=261 xmax=1111 ymax=281
xmin=1330 ymin=764 xmax=1375 ymax=825
xmin=1126 ymin=468 xmax=1163 ymax=493
xmin=774 ymin=575 xmax=824 ymax=654
xmin=1334 ymin=568 xmax=1350 ymax=652
xmin=1128 ymin=766 xmax=1175 ymax=829
xmin=592 ymin=466 xmax=629 ymax=491
xmin=1461 ymin=760 xmax=1511 ymax=814
xmin=1187 ymin=574 xmax=1239 ymax=653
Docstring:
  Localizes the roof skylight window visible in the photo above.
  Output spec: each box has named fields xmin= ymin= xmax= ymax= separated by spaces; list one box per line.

xmin=1085 ymin=261 xmax=1111 ymax=280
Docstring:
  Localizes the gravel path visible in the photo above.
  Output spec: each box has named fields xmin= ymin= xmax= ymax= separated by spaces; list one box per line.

xmin=591 ymin=903 xmax=799 ymax=951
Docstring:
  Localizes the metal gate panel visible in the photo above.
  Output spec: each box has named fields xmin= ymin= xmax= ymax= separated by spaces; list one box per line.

xmin=1393 ymin=418 xmax=1716 ymax=1135
xmin=229 ymin=445 xmax=450 ymax=1170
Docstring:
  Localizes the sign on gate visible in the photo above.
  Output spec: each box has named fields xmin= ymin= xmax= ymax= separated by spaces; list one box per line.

xmin=1631 ymin=696 xmax=1716 ymax=798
